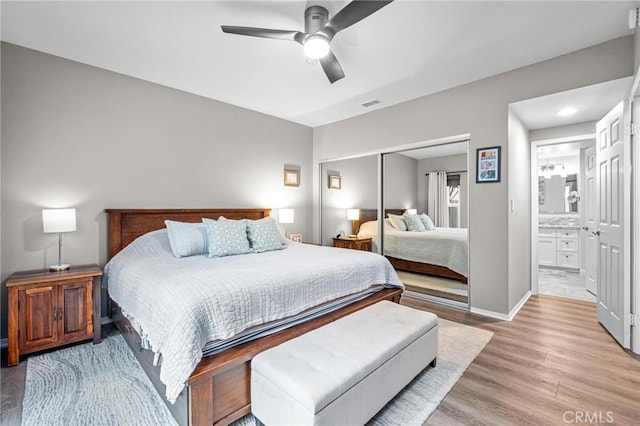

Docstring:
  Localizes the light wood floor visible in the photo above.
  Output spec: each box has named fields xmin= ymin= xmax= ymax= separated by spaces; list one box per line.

xmin=401 ymin=294 xmax=640 ymax=425
xmin=2 ymin=295 xmax=638 ymax=425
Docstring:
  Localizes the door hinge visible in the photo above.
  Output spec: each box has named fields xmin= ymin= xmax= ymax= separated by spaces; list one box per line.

xmin=626 ymin=313 xmax=637 ymax=326
xmin=629 ymin=122 xmax=636 ymax=136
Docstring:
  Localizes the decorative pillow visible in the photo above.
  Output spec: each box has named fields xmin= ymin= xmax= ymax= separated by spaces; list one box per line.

xmin=419 ymin=213 xmax=436 ymax=231
xmin=164 ymin=220 xmax=208 ymax=258
xmin=247 ymin=217 xmax=286 ymax=253
xmin=203 ymin=217 xmax=251 ymax=258
xmin=403 ymin=213 xmax=426 ymax=232
xmin=387 ymin=214 xmax=407 ymax=231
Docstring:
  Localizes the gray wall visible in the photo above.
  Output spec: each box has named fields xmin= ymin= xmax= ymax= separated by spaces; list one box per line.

xmin=313 ymin=36 xmax=633 ymax=316
xmin=507 ymin=110 xmax=531 ymax=311
xmin=530 ymin=121 xmax=597 ymax=142
xmin=1 ymin=43 xmax=313 ymax=336
xmin=321 ymin=155 xmax=377 ymax=246
xmin=417 ymin=153 xmax=468 ymax=228
xmin=384 ymin=153 xmax=418 ymax=212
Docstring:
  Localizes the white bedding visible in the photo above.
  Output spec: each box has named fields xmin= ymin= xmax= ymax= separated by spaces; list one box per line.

xmin=104 ymin=229 xmax=402 ymax=403
xmin=358 ymin=221 xmax=468 ymax=277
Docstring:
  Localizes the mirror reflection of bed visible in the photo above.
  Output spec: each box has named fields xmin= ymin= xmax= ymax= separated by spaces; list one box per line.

xmin=355 ymin=208 xmax=469 ymax=304
xmin=318 ymin=141 xmax=469 ymax=307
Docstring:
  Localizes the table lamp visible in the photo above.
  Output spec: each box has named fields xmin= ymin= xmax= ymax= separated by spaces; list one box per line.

xmin=279 ymin=208 xmax=294 ymax=238
xmin=42 ymin=208 xmax=77 ymax=271
xmin=347 ymin=209 xmax=360 ymax=237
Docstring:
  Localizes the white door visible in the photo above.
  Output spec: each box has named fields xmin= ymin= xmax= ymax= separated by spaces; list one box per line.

xmin=584 ymin=144 xmax=597 ymax=295
xmin=595 ymin=100 xmax=631 ymax=349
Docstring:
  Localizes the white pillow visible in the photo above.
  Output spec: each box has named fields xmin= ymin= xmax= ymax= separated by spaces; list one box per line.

xmin=387 ymin=214 xmax=407 ymax=231
xmin=357 ymin=220 xmax=378 ymax=238
xmin=419 ymin=213 xmax=436 ymax=231
xmin=164 ymin=220 xmax=207 ymax=258
xmin=246 ymin=217 xmax=286 ymax=253
xmin=203 ymin=217 xmax=251 ymax=258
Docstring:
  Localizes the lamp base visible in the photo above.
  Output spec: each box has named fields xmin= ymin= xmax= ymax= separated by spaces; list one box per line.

xmin=49 ymin=263 xmax=70 ymax=272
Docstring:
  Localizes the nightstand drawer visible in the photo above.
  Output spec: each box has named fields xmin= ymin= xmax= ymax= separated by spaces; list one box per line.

xmin=333 ymin=238 xmax=372 ymax=252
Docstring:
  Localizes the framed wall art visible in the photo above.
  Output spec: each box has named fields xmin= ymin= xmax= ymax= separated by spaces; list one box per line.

xmin=476 ymin=146 xmax=501 ymax=183
xmin=284 ymin=169 xmax=300 ymax=187
xmin=328 ymin=175 xmax=342 ymax=189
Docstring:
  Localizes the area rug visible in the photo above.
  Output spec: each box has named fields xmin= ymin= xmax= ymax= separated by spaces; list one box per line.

xmin=22 ymin=319 xmax=492 ymax=426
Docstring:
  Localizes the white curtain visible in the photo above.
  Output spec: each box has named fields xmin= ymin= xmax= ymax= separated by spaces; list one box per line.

xmin=427 ymin=171 xmax=449 ymax=227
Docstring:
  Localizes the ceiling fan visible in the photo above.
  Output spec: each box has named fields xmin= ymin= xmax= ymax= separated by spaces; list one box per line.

xmin=221 ymin=1 xmax=394 ymax=83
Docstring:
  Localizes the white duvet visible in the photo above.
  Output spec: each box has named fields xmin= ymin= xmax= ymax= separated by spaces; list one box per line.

xmin=104 ymin=229 xmax=402 ymax=403
xmin=358 ymin=221 xmax=468 ymax=277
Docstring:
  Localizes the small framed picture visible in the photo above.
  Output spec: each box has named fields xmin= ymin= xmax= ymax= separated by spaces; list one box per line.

xmin=476 ymin=146 xmax=501 ymax=183
xmin=329 ymin=175 xmax=342 ymax=189
xmin=289 ymin=233 xmax=302 ymax=243
xmin=284 ymin=169 xmax=300 ymax=187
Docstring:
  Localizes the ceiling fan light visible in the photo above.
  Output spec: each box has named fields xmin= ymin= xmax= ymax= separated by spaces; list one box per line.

xmin=304 ymin=35 xmax=330 ymax=59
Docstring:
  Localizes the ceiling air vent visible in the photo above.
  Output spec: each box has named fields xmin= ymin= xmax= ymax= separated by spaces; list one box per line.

xmin=362 ymin=99 xmax=381 ymax=108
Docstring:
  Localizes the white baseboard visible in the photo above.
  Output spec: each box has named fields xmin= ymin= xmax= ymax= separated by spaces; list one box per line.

xmin=470 ymin=291 xmax=531 ymax=322
xmin=0 ymin=338 xmax=7 ymax=349
xmin=403 ymin=290 xmax=469 ymax=310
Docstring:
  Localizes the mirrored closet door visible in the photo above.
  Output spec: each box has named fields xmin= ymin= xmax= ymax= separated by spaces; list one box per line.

xmin=381 ymin=142 xmax=469 ymax=307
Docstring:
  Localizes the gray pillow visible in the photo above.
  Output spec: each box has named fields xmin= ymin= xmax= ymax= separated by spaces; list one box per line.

xmin=164 ymin=220 xmax=207 ymax=258
xmin=203 ymin=217 xmax=251 ymax=258
xmin=403 ymin=213 xmax=426 ymax=232
xmin=419 ymin=213 xmax=436 ymax=231
xmin=247 ymin=217 xmax=286 ymax=253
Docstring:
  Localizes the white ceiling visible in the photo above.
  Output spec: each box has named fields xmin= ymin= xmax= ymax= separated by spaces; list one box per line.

xmin=510 ymin=77 xmax=634 ymax=130
xmin=1 ymin=1 xmax=637 ymax=128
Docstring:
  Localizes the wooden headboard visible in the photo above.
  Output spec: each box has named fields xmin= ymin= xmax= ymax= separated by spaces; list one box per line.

xmin=354 ymin=208 xmax=405 ymax=235
xmin=105 ymin=208 xmax=271 ymax=259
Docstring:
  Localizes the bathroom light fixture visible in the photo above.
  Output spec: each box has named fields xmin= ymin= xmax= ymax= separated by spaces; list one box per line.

xmin=557 ymin=107 xmax=577 ymax=117
xmin=42 ymin=208 xmax=77 ymax=271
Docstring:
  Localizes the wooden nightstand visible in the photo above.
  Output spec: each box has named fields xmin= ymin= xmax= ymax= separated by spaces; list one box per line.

xmin=332 ymin=237 xmax=372 ymax=252
xmin=7 ymin=264 xmax=102 ymax=366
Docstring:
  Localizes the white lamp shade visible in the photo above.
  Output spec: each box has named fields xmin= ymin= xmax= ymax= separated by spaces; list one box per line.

xmin=406 ymin=209 xmax=417 ymax=215
xmin=42 ymin=208 xmax=77 ymax=233
xmin=347 ymin=209 xmax=360 ymax=221
xmin=279 ymin=208 xmax=294 ymax=224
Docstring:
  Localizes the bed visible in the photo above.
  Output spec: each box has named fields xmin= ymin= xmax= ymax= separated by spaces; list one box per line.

xmin=355 ymin=209 xmax=468 ymax=284
xmin=104 ymin=208 xmax=403 ymax=426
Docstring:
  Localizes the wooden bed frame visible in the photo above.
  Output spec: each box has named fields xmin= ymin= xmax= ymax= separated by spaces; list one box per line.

xmin=105 ymin=208 xmax=402 ymax=426
xmin=356 ymin=209 xmax=468 ymax=284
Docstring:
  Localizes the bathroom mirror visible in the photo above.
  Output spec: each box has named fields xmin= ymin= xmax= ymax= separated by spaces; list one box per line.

xmin=538 ymin=174 xmax=578 ymax=213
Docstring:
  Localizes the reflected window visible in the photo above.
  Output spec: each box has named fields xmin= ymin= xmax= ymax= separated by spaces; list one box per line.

xmin=447 ymin=174 xmax=461 ymax=228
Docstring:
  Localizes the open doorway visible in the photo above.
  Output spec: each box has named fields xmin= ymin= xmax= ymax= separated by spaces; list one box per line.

xmin=534 ymin=139 xmax=596 ymax=303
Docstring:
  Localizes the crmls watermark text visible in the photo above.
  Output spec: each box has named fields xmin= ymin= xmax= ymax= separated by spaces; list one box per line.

xmin=563 ymin=411 xmax=614 ymax=424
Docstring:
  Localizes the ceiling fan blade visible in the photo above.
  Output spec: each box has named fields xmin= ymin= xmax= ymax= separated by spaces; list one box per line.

xmin=221 ymin=26 xmax=305 ymax=44
xmin=320 ymin=51 xmax=345 ymax=84
xmin=322 ymin=1 xmax=393 ymax=39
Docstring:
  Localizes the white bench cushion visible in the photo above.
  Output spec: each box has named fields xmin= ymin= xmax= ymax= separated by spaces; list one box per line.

xmin=251 ymin=301 xmax=438 ymax=425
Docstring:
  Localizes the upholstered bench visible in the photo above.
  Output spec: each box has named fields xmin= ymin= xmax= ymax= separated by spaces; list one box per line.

xmin=251 ymin=300 xmax=438 ymax=425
